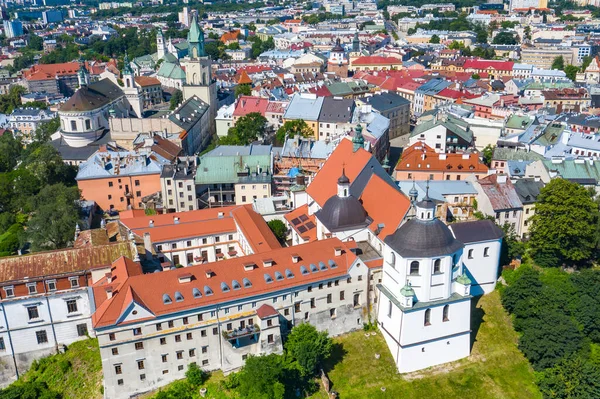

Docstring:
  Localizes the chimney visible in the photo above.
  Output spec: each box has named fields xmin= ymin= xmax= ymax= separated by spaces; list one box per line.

xmin=334 ymin=247 xmax=342 ymax=256
xmin=149 ymin=219 xmax=154 ymax=227
xmin=291 ymin=254 xmax=300 ymax=263
xmin=174 ymin=216 xmax=180 ymax=224
xmin=462 ymin=153 xmax=469 ymax=160
xmin=497 ymin=174 xmax=507 ymax=184
xmin=143 ymin=232 xmax=153 ymax=261
xmin=439 ymin=153 xmax=447 ymax=160
xmin=105 ymin=288 xmax=113 ymax=299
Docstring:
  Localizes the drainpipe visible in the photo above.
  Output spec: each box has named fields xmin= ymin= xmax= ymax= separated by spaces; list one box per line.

xmin=216 ymin=305 xmax=223 ymax=370
xmin=1 ymin=302 xmax=19 ymax=379
xmin=45 ymin=296 xmax=59 ymax=354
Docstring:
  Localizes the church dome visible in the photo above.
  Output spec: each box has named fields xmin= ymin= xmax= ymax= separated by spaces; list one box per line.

xmin=316 ymin=195 xmax=369 ymax=232
xmin=384 ymin=218 xmax=463 ymax=258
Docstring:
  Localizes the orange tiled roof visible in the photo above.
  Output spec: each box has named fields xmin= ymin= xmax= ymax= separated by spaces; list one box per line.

xmin=395 ymin=143 xmax=489 ymax=174
xmin=359 ymin=174 xmax=410 ymax=239
xmin=237 ymin=70 xmax=252 ymax=85
xmin=135 ymin=76 xmax=161 ymax=87
xmin=221 ymin=30 xmax=240 ymax=43
xmin=92 ymin=238 xmax=355 ymax=328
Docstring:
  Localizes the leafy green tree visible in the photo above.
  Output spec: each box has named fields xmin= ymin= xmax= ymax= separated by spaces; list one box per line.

xmin=27 ymin=34 xmax=43 ymax=51
xmin=482 ymin=144 xmax=494 ymax=166
xmin=34 ymin=117 xmax=60 ymax=143
xmin=551 ymin=56 xmax=565 ymax=71
xmin=267 ymin=219 xmax=287 ymax=244
xmin=169 ymin=90 xmax=183 ymax=110
xmin=26 ymin=184 xmax=81 ymax=251
xmin=499 ymin=222 xmax=525 ymax=265
xmin=448 ymin=41 xmax=463 ymax=50
xmin=429 ymin=34 xmax=440 ymax=44
xmin=276 ymin=119 xmax=313 ymax=144
xmin=0 ymin=133 xmax=22 ymax=172
xmin=227 ymin=42 xmax=241 ymax=50
xmin=523 ymin=26 xmax=531 ymax=41
xmin=538 ymin=357 xmax=600 ymax=399
xmin=285 ymin=323 xmax=332 ymax=376
xmin=234 ymin=84 xmax=252 ymax=98
xmin=185 ymin=363 xmax=207 ymax=386
xmin=237 ymin=354 xmax=288 ymax=399
xmin=528 ymin=179 xmax=598 ymax=267
xmin=564 ymin=64 xmax=579 ymax=81
xmin=21 ymin=144 xmax=77 ymax=186
xmin=492 ymin=31 xmax=518 ymax=45
xmin=501 ymin=266 xmax=542 ymax=315
xmin=581 ymin=56 xmax=593 ymax=72
xmin=221 ymin=112 xmax=268 ymax=145
xmin=0 ymin=380 xmax=60 ymax=399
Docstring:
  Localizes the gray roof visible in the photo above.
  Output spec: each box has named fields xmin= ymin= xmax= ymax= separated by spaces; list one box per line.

xmin=204 ymin=144 xmax=273 ymax=157
xmin=59 ymin=78 xmax=123 ymax=112
xmin=397 ymin=180 xmax=477 ymax=202
xmin=76 ymin=149 xmax=170 ymax=180
xmin=315 ymin=195 xmax=370 ymax=233
xmin=513 ymin=178 xmax=544 ymax=205
xmin=281 ymin=136 xmax=334 ymax=159
xmin=318 ymin=97 xmax=355 ymax=123
xmin=169 ymin=96 xmax=210 ymax=131
xmin=283 ymin=93 xmax=324 ymax=121
xmin=449 ymin=220 xmax=504 ymax=244
xmin=385 ymin=218 xmax=464 ymax=258
xmin=362 ymin=92 xmax=410 ymax=112
xmin=50 ymin=131 xmax=114 ymax=161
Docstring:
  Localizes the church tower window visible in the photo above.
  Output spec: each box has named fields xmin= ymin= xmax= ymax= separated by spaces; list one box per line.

xmin=443 ymin=305 xmax=449 ymax=322
xmin=424 ymin=309 xmax=431 ymax=326
xmin=410 ymin=261 xmax=420 ymax=276
xmin=433 ymin=259 xmax=441 ymax=274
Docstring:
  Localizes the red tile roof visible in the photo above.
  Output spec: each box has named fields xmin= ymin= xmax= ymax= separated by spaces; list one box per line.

xmin=463 ymin=59 xmax=514 ymax=72
xmin=237 ymin=70 xmax=252 ymax=85
xmin=233 ymin=96 xmax=269 ymax=117
xmin=353 ymin=56 xmax=403 ymax=66
xmin=256 ymin=304 xmax=278 ymax=319
xmin=478 ymin=174 xmax=522 ymax=211
xmin=395 ymin=143 xmax=488 ymax=174
xmin=134 ymin=76 xmax=161 ymax=87
xmin=359 ymin=174 xmax=410 ymax=238
xmin=92 ymin=238 xmax=356 ymax=328
xmin=221 ymin=30 xmax=240 ymax=43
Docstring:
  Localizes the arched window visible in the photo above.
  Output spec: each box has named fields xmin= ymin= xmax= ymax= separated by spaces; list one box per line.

xmin=484 ymin=247 xmax=490 ymax=257
xmin=424 ymin=308 xmax=431 ymax=326
xmin=126 ymin=79 xmax=130 ymax=88
xmin=468 ymin=249 xmax=473 ymax=259
xmin=443 ymin=305 xmax=449 ymax=322
xmin=433 ymin=259 xmax=441 ymax=274
xmin=202 ymin=72 xmax=207 ymax=85
xmin=70 ymin=120 xmax=77 ymax=131
xmin=410 ymin=261 xmax=420 ymax=276
xmin=388 ymin=252 xmax=396 ymax=268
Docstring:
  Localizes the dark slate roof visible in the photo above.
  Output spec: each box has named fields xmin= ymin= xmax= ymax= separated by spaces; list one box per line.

xmin=50 ymin=130 xmax=114 ymax=161
xmin=60 ymin=79 xmax=123 ymax=112
xmin=169 ymin=95 xmax=210 ymax=131
xmin=385 ymin=218 xmax=464 ymax=258
xmin=318 ymin=97 xmax=355 ymax=123
xmin=449 ymin=220 xmax=504 ymax=244
xmin=362 ymin=92 xmax=410 ymax=112
xmin=513 ymin=178 xmax=544 ymax=205
xmin=315 ymin=195 xmax=370 ymax=232
xmin=349 ymin=157 xmax=399 ymax=199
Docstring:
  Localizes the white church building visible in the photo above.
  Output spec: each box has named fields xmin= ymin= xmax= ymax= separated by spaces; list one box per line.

xmin=377 ymin=187 xmax=503 ymax=373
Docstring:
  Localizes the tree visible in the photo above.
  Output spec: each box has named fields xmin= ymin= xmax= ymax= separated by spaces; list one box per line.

xmin=276 ymin=119 xmax=313 ymax=145
xmin=529 ymin=179 xmax=598 ymax=267
xmin=34 ymin=117 xmax=60 ymax=143
xmin=523 ymin=26 xmax=532 ymax=41
xmin=221 ymin=112 xmax=268 ymax=145
xmin=234 ymin=84 xmax=252 ymax=98
xmin=267 ymin=219 xmax=287 ymax=244
xmin=285 ymin=323 xmax=333 ymax=376
xmin=482 ymin=144 xmax=494 ymax=166
xmin=551 ymin=56 xmax=565 ymax=71
xmin=237 ymin=354 xmax=288 ymax=399
xmin=492 ymin=31 xmax=518 ymax=45
xmin=26 ymin=184 xmax=81 ymax=251
xmin=471 ymin=73 xmax=480 ymax=79
xmin=448 ymin=41 xmax=463 ymax=50
xmin=21 ymin=144 xmax=77 ymax=186
xmin=564 ymin=64 xmax=579 ymax=81
xmin=27 ymin=34 xmax=43 ymax=51
xmin=581 ymin=55 xmax=593 ymax=72
xmin=538 ymin=357 xmax=600 ymax=399
xmin=185 ymin=363 xmax=207 ymax=386
xmin=0 ymin=133 xmax=22 ymax=173
xmin=169 ymin=89 xmax=183 ymax=110
xmin=429 ymin=34 xmax=440 ymax=44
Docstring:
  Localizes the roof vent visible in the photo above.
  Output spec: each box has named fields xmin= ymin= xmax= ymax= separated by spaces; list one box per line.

xmin=243 ymin=277 xmax=252 ymax=288
xmin=310 ymin=263 xmax=318 ymax=273
xmin=264 ymin=273 xmax=273 ymax=283
xmin=221 ymin=282 xmax=230 ymax=292
xmin=274 ymin=271 xmax=284 ymax=280
xmin=291 ymin=254 xmax=300 ymax=263
xmin=178 ymin=273 xmax=193 ymax=283
xmin=149 ymin=220 xmax=154 ymax=227
xmin=205 ymin=269 xmax=214 ymax=279
xmin=285 ymin=268 xmax=294 ymax=278
xmin=232 ymin=280 xmax=241 ymax=290
xmin=328 ymin=259 xmax=337 ymax=268
xmin=319 ymin=261 xmax=327 ymax=271
xmin=243 ymin=262 xmax=256 ymax=271
xmin=262 ymin=259 xmax=274 ymax=267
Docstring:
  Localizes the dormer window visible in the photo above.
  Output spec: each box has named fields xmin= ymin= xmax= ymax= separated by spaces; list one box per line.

xmin=300 ymin=266 xmax=308 ymax=275
xmin=264 ymin=274 xmax=273 ymax=284
xmin=192 ymin=288 xmax=202 ymax=298
xmin=204 ymin=286 xmax=213 ymax=296
xmin=319 ymin=261 xmax=328 ymax=271
xmin=243 ymin=262 xmax=256 ymax=271
xmin=285 ymin=269 xmax=294 ymax=278
xmin=174 ymin=291 xmax=184 ymax=302
xmin=163 ymin=294 xmax=172 ymax=304
xmin=243 ymin=278 xmax=252 ymax=288
xmin=262 ymin=259 xmax=274 ymax=267
xmin=334 ymin=247 xmax=342 ymax=256
xmin=310 ymin=264 xmax=318 ymax=273
xmin=232 ymin=280 xmax=241 ymax=290
xmin=274 ymin=271 xmax=284 ymax=281
xmin=291 ymin=254 xmax=300 ymax=263
xmin=221 ymin=282 xmax=230 ymax=292
xmin=328 ymin=260 xmax=337 ymax=269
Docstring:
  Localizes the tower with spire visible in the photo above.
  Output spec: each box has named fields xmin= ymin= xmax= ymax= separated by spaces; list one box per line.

xmin=121 ymin=52 xmax=143 ymax=118
xmin=77 ymin=56 xmax=89 ymax=87
xmin=157 ymin=28 xmax=166 ymax=59
xmin=180 ymin=12 xmax=216 ymax=135
xmin=352 ymin=124 xmax=365 ymax=152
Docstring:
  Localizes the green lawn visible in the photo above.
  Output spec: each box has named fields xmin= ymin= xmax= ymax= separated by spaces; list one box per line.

xmin=23 ymin=338 xmax=103 ymax=399
xmin=309 ymin=291 xmax=541 ymax=399
xmin=147 ymin=291 xmax=540 ymax=399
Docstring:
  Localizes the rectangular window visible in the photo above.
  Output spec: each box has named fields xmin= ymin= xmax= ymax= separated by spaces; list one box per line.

xmin=268 ymin=334 xmax=274 ymax=343
xmin=175 ymin=335 xmax=181 ymax=343
xmin=28 ymin=306 xmax=39 ymax=320
xmin=187 ymin=332 xmax=193 ymax=340
xmin=4 ymin=286 xmax=14 ymax=298
xmin=70 ymin=278 xmax=79 ymax=288
xmin=36 ymin=330 xmax=48 ymax=344
xmin=115 ymin=365 xmax=122 ymax=375
xmin=160 ymin=337 xmax=166 ymax=345
xmin=135 ymin=342 xmax=144 ymax=350
xmin=162 ymin=354 xmax=167 ymax=362
xmin=327 ymin=294 xmax=332 ymax=304
xmin=183 ymin=317 xmax=189 ymax=325
xmin=156 ymin=323 xmax=162 ymax=331
xmin=67 ymin=300 xmax=78 ymax=313
xmin=201 ymin=330 xmax=206 ymax=337
xmin=168 ymin=321 xmax=174 ymax=328
xmin=77 ymin=324 xmax=88 ymax=336
xmin=177 ymin=351 xmax=183 ymax=360
xmin=133 ymin=327 xmax=142 ymax=336
xmin=213 ymin=327 xmax=218 ymax=335
xmin=189 ymin=349 xmax=196 ymax=357
xmin=202 ymin=360 xmax=209 ymax=366
xmin=140 ymin=374 xmax=146 ymax=381
xmin=28 ymin=284 xmax=37 ymax=294
xmin=135 ymin=180 xmax=140 ymax=186
xmin=137 ymin=360 xmax=144 ymax=370
xmin=340 ymin=291 xmax=345 ymax=300
xmin=47 ymin=280 xmax=57 ymax=291
xmin=109 ymin=333 xmax=115 ymax=341
xmin=202 ymin=346 xmax=208 ymax=354
xmin=117 ymin=379 xmax=123 ymax=385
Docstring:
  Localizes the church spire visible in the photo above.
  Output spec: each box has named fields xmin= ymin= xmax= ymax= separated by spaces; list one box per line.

xmin=187 ymin=13 xmax=205 ymax=58
xmin=352 ymin=124 xmax=364 ymax=152
xmin=77 ymin=55 xmax=88 ymax=87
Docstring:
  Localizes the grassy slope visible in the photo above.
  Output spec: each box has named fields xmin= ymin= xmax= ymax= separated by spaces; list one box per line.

xmin=23 ymin=338 xmax=103 ymax=399
xmin=309 ymin=291 xmax=541 ymax=399
xmin=148 ymin=291 xmax=540 ymax=399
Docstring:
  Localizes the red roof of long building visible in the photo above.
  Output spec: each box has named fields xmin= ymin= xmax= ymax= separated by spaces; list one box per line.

xmin=233 ymin=96 xmax=269 ymax=117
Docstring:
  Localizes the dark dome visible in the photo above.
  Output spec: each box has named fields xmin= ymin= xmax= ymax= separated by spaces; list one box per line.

xmin=384 ymin=218 xmax=463 ymax=258
xmin=316 ymin=195 xmax=369 ymax=232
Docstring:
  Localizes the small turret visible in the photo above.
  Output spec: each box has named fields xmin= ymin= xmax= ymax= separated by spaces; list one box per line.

xmin=352 ymin=124 xmax=364 ymax=152
xmin=77 ymin=56 xmax=88 ymax=87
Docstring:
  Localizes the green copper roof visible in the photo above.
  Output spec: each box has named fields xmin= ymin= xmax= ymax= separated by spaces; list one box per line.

xmin=505 ymin=115 xmax=533 ymax=130
xmin=400 ymin=284 xmax=415 ymax=297
xmin=456 ymin=273 xmax=472 ymax=285
xmin=195 ymin=154 xmax=271 ymax=185
xmin=123 ymin=52 xmax=133 ymax=75
xmin=188 ymin=15 xmax=201 ymax=43
xmin=157 ymin=62 xmax=186 ymax=80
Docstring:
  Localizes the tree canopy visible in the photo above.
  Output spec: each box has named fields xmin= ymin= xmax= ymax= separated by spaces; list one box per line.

xmin=551 ymin=56 xmax=565 ymax=71
xmin=169 ymin=90 xmax=183 ymax=110
xmin=492 ymin=31 xmax=518 ymax=45
xmin=285 ymin=323 xmax=333 ymax=376
xmin=267 ymin=219 xmax=287 ymax=244
xmin=528 ymin=178 xmax=598 ymax=267
xmin=221 ymin=112 xmax=268 ymax=145
xmin=276 ymin=119 xmax=313 ymax=145
xmin=234 ymin=84 xmax=252 ymax=98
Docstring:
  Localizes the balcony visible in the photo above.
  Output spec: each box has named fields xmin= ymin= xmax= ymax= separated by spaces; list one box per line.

xmin=222 ymin=324 xmax=260 ymax=348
